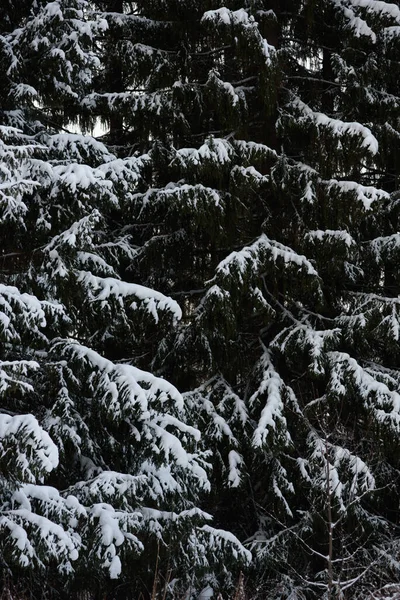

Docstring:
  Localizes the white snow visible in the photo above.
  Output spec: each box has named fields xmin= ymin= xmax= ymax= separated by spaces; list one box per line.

xmin=58 ymin=341 xmax=203 ymax=453
xmin=1 ymin=506 xmax=80 ymax=563
xmin=140 ymin=182 xmax=222 ymax=211
xmin=70 ymin=471 xmax=147 ymax=502
xmin=370 ymin=233 xmax=400 ymax=261
xmin=350 ymin=0 xmax=400 ymax=21
xmin=334 ymin=1 xmax=376 ymax=42
xmin=249 ymin=351 xmax=290 ymax=448
xmin=52 ymin=163 xmax=113 ymax=194
xmin=201 ymin=8 xmax=275 ymax=64
xmin=77 ymin=271 xmax=182 ymax=324
xmin=327 ymin=179 xmax=389 ymax=209
xmin=0 ymin=413 xmax=59 ymax=478
xmin=176 ymin=137 xmax=233 ymax=167
xmin=306 ymin=229 xmax=355 ymax=248
xmin=199 ymin=525 xmax=252 ymax=563
xmin=202 ymin=7 xmax=251 ymax=26
xmin=228 ymin=450 xmax=243 ymax=488
xmin=331 ymin=0 xmax=400 ymax=44
xmin=197 ymin=585 xmax=214 ymax=600
xmin=216 ymin=233 xmax=319 ymax=282
xmin=207 ymin=70 xmax=241 ymax=106
xmin=328 ymin=351 xmax=400 ymax=430
xmin=48 ymin=133 xmax=115 ymax=163
xmin=292 ymin=97 xmax=379 ymax=155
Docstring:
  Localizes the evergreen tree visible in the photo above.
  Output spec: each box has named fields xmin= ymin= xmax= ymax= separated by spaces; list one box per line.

xmin=89 ymin=1 xmax=400 ymax=598
xmin=3 ymin=0 xmax=400 ymax=598
xmin=0 ymin=2 xmax=249 ymax=598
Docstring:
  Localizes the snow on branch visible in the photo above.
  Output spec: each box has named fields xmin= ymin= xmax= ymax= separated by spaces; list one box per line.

xmin=326 ymin=179 xmax=389 ymax=210
xmin=250 ymin=350 xmax=292 ymax=448
xmin=47 ymin=133 xmax=116 ymax=165
xmin=333 ymin=0 xmax=377 ymax=41
xmin=97 ymin=154 xmax=150 ymax=194
xmin=0 ymin=360 xmax=39 ymax=397
xmin=0 ymin=502 xmax=81 ymax=571
xmin=230 ymin=165 xmax=271 ymax=197
xmin=202 ymin=7 xmax=255 ymax=26
xmin=43 ymin=210 xmax=102 ymax=279
xmin=51 ymin=163 xmax=116 ymax=201
xmin=77 ymin=271 xmax=182 ymax=324
xmin=53 ymin=341 xmax=207 ymax=482
xmin=327 ymin=351 xmax=400 ymax=431
xmin=333 ymin=446 xmax=375 ymax=493
xmin=138 ymin=458 xmax=210 ymax=502
xmin=174 ymin=137 xmax=234 ymax=169
xmin=305 ymin=229 xmax=356 ymax=248
xmin=88 ymin=503 xmax=143 ymax=578
xmin=271 ymin=461 xmax=295 ymax=517
xmin=308 ymin=431 xmax=375 ymax=511
xmin=291 ymin=97 xmax=379 ymax=155
xmin=139 ymin=182 xmax=223 ymax=217
xmin=339 ymin=293 xmax=400 ymax=344
xmin=215 ymin=233 xmax=319 ymax=284
xmin=228 ymin=451 xmax=244 ymax=488
xmin=234 ymin=139 xmax=278 ymax=162
xmin=370 ymin=233 xmax=400 ymax=262
xmin=201 ymin=8 xmax=275 ymax=65
xmin=5 ymin=483 xmax=85 ymax=572
xmin=68 ymin=471 xmax=147 ymax=505
xmin=0 ymin=126 xmax=42 ymax=225
xmin=0 ymin=283 xmax=65 ymax=345
xmin=193 ymin=524 xmax=252 ymax=564
xmin=0 ymin=283 xmax=45 ymax=342
xmin=56 ymin=340 xmax=183 ymax=415
xmin=6 ymin=0 xmax=107 ymax=106
xmin=375 ymin=305 xmax=400 ymax=343
xmin=0 ymin=413 xmax=58 ymax=483
xmin=272 ymin=323 xmax=341 ymax=376
xmin=349 ymin=0 xmax=400 ymax=21
xmin=206 ymin=69 xmax=243 ymax=108
xmin=184 ymin=377 xmax=248 ymax=487
xmin=332 ymin=0 xmax=400 ymax=44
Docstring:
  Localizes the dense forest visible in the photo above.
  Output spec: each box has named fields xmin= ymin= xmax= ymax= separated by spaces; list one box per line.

xmin=2 ymin=1 xmax=400 ymax=598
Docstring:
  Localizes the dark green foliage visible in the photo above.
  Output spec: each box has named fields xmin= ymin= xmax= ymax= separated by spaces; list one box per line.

xmin=3 ymin=1 xmax=400 ymax=599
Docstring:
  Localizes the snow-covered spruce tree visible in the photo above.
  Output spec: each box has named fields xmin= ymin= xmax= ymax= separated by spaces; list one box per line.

xmin=88 ymin=1 xmax=400 ymax=597
xmin=0 ymin=3 xmax=250 ymax=598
